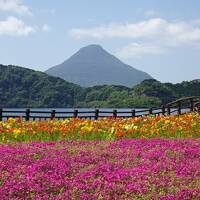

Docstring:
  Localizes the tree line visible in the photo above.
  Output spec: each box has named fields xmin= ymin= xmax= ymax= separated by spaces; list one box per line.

xmin=1 ymin=64 xmax=200 ymax=108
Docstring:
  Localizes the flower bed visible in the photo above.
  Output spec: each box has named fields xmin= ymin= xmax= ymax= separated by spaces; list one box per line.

xmin=0 ymin=112 xmax=200 ymax=142
xmin=0 ymin=139 xmax=199 ymax=199
xmin=0 ymin=113 xmax=199 ymax=199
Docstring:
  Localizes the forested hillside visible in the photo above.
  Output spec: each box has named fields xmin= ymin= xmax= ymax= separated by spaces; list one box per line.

xmin=1 ymin=64 xmax=200 ymax=108
xmin=0 ymin=65 xmax=81 ymax=107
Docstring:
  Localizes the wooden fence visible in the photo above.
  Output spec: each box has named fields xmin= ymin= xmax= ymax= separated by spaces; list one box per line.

xmin=0 ymin=96 xmax=200 ymax=121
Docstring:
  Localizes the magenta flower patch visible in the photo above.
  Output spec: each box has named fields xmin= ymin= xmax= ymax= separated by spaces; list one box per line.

xmin=0 ymin=139 xmax=199 ymax=199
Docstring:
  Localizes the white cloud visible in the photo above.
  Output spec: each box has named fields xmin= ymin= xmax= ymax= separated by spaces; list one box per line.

xmin=69 ymin=18 xmax=200 ymax=47
xmin=0 ymin=0 xmax=31 ymax=15
xmin=0 ymin=16 xmax=35 ymax=36
xmin=42 ymin=24 xmax=50 ymax=32
xmin=115 ymin=43 xmax=165 ymax=59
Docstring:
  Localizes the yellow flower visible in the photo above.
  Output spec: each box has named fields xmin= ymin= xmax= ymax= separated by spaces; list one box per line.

xmin=13 ymin=128 xmax=21 ymax=138
xmin=81 ymin=125 xmax=93 ymax=132
xmin=7 ymin=118 xmax=16 ymax=124
xmin=165 ymin=120 xmax=171 ymax=124
xmin=133 ymin=126 xmax=138 ymax=130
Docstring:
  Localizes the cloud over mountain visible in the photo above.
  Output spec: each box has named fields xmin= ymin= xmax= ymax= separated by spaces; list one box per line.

xmin=69 ymin=18 xmax=200 ymax=45
xmin=69 ymin=18 xmax=200 ymax=58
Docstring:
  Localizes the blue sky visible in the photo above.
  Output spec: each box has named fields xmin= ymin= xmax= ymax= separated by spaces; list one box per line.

xmin=0 ymin=0 xmax=200 ymax=83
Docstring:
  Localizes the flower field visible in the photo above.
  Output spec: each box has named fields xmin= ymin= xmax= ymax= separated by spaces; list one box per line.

xmin=0 ymin=112 xmax=200 ymax=142
xmin=0 ymin=113 xmax=200 ymax=199
xmin=0 ymin=139 xmax=200 ymax=199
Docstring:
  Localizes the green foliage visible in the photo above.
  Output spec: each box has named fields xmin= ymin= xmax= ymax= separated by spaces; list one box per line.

xmin=133 ymin=79 xmax=176 ymax=104
xmin=0 ymin=65 xmax=81 ymax=108
xmin=1 ymin=65 xmax=200 ymax=108
xmin=133 ymin=79 xmax=200 ymax=105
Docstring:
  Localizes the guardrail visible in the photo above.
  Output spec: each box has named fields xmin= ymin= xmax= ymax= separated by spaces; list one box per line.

xmin=0 ymin=96 xmax=199 ymax=121
xmin=165 ymin=96 xmax=200 ymax=114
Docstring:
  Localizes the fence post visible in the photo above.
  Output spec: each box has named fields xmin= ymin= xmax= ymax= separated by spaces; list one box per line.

xmin=51 ymin=110 xmax=56 ymax=120
xmin=167 ymin=106 xmax=171 ymax=115
xmin=95 ymin=109 xmax=99 ymax=120
xmin=74 ymin=109 xmax=78 ymax=118
xmin=177 ymin=101 xmax=181 ymax=115
xmin=0 ymin=109 xmax=2 ymax=121
xmin=113 ymin=109 xmax=117 ymax=119
xmin=25 ymin=109 xmax=30 ymax=121
xmin=190 ymin=98 xmax=194 ymax=112
xmin=162 ymin=106 xmax=165 ymax=115
xmin=149 ymin=108 xmax=153 ymax=115
xmin=131 ymin=109 xmax=136 ymax=118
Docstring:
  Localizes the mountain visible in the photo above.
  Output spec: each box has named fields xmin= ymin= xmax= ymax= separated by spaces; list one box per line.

xmin=0 ymin=64 xmax=81 ymax=108
xmin=45 ymin=44 xmax=152 ymax=87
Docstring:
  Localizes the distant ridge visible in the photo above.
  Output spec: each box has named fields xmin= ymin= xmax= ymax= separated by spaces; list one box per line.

xmin=45 ymin=44 xmax=153 ymax=87
xmin=1 ymin=64 xmax=200 ymax=108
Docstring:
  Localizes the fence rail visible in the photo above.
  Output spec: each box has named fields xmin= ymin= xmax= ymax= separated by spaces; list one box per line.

xmin=0 ymin=96 xmax=200 ymax=121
